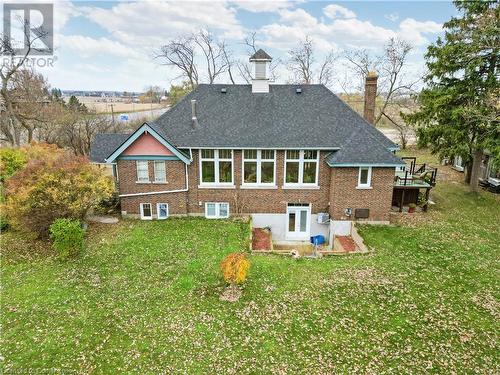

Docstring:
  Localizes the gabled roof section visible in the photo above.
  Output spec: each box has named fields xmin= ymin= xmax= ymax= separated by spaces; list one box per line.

xmin=104 ymin=123 xmax=191 ymax=164
xmin=151 ymin=84 xmax=397 ymax=150
xmin=90 ymin=134 xmax=129 ymax=163
xmin=325 ymin=128 xmax=404 ymax=167
xmin=249 ymin=49 xmax=272 ymax=61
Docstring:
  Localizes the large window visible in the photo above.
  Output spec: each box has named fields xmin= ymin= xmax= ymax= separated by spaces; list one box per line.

xmin=154 ymin=161 xmax=166 ymax=183
xmin=136 ymin=161 xmax=149 ymax=183
xmin=243 ymin=150 xmax=275 ymax=185
xmin=357 ymin=167 xmax=372 ymax=188
xmin=284 ymin=150 xmax=319 ymax=185
xmin=200 ymin=149 xmax=233 ymax=185
xmin=205 ymin=202 xmax=229 ymax=219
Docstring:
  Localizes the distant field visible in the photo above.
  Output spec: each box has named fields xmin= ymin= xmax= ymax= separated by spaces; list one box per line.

xmin=71 ymin=97 xmax=167 ymax=114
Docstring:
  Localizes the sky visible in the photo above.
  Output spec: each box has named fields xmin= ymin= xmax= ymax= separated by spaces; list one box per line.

xmin=3 ymin=0 xmax=458 ymax=92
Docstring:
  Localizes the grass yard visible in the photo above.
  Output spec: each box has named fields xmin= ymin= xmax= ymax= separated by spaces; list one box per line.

xmin=1 ymin=153 xmax=499 ymax=373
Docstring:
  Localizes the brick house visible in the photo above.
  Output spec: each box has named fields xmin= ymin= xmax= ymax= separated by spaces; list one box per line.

xmin=90 ymin=49 xmax=404 ymax=243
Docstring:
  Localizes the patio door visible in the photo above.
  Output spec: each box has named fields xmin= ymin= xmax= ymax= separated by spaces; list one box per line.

xmin=286 ymin=204 xmax=311 ymax=240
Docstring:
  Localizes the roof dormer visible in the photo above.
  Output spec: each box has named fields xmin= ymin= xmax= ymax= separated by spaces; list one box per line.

xmin=249 ymin=49 xmax=272 ymax=94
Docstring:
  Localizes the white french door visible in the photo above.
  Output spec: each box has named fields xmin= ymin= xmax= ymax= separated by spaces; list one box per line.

xmin=286 ymin=204 xmax=311 ymax=240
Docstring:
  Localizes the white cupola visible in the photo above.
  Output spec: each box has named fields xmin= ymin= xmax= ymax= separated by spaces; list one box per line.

xmin=249 ymin=49 xmax=272 ymax=93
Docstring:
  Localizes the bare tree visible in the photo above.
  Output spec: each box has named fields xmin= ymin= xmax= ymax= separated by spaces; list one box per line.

xmin=288 ymin=36 xmax=314 ymax=84
xmin=156 ymin=30 xmax=234 ymax=86
xmin=343 ymin=49 xmax=380 ymax=91
xmin=155 ymin=35 xmax=199 ymax=89
xmin=194 ymin=30 xmax=230 ymax=84
xmin=8 ymin=69 xmax=51 ymax=143
xmin=375 ymin=38 xmax=415 ymax=125
xmin=344 ymin=38 xmax=418 ymax=148
xmin=287 ymin=36 xmax=337 ymax=85
xmin=221 ymin=42 xmax=236 ymax=84
xmin=0 ymin=16 xmax=50 ymax=145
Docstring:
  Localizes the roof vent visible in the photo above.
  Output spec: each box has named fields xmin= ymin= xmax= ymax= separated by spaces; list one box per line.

xmin=296 ymin=88 xmax=302 ymax=94
xmin=221 ymin=88 xmax=227 ymax=94
xmin=191 ymin=99 xmax=199 ymax=128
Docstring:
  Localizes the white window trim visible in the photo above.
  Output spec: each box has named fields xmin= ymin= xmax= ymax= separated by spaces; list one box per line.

xmin=241 ymin=149 xmax=276 ymax=187
xmin=157 ymin=203 xmax=169 ymax=219
xmin=140 ymin=203 xmax=153 ymax=220
xmin=199 ymin=149 xmax=234 ymax=187
xmin=357 ymin=166 xmax=372 ymax=189
xmin=204 ymin=202 xmax=230 ymax=219
xmin=153 ymin=160 xmax=167 ymax=183
xmin=283 ymin=150 xmax=320 ymax=187
xmin=136 ymin=161 xmax=150 ymax=183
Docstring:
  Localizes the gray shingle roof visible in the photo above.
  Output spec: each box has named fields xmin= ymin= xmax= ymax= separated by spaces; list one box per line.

xmin=249 ymin=49 xmax=272 ymax=61
xmin=325 ymin=129 xmax=404 ymax=166
xmin=91 ymin=84 xmax=401 ymax=166
xmin=151 ymin=84 xmax=396 ymax=150
xmin=90 ymin=133 xmax=129 ymax=163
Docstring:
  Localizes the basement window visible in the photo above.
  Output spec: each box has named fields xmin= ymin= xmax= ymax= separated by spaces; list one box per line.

xmin=205 ymin=202 xmax=229 ymax=219
xmin=157 ymin=203 xmax=169 ymax=219
xmin=140 ymin=203 xmax=152 ymax=220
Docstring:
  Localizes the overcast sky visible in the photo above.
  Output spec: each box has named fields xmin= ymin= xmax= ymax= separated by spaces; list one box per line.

xmin=5 ymin=1 xmax=457 ymax=92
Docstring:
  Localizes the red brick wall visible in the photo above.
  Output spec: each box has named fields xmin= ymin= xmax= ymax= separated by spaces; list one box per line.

xmin=117 ymin=152 xmax=395 ymax=221
xmin=186 ymin=150 xmax=331 ymax=215
xmin=117 ymin=159 xmax=187 ymax=194
xmin=329 ymin=167 xmax=394 ymax=221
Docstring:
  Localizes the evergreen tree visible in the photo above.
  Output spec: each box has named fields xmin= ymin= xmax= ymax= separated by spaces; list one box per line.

xmin=405 ymin=1 xmax=499 ymax=190
xmin=67 ymin=95 xmax=88 ymax=113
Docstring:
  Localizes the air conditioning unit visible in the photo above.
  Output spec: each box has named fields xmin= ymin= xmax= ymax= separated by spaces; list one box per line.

xmin=317 ymin=212 xmax=330 ymax=224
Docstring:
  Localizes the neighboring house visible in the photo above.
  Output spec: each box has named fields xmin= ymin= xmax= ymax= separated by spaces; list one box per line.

xmin=452 ymin=155 xmax=465 ymax=172
xmin=451 ymin=152 xmax=499 ymax=188
xmin=90 ymin=50 xmax=406 ymax=243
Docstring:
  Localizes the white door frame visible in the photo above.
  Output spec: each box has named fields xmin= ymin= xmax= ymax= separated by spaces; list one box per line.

xmin=286 ymin=204 xmax=311 ymax=240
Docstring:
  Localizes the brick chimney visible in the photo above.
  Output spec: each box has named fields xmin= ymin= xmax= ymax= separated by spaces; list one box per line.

xmin=363 ymin=71 xmax=378 ymax=124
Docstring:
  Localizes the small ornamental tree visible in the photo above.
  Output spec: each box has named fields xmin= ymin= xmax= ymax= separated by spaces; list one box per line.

xmin=220 ymin=252 xmax=250 ymax=287
xmin=5 ymin=144 xmax=114 ymax=237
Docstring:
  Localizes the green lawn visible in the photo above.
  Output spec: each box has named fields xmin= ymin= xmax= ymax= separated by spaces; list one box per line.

xmin=2 ymin=158 xmax=499 ymax=373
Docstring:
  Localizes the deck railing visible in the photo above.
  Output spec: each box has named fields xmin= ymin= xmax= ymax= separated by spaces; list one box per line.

xmin=398 ymin=157 xmax=438 ymax=186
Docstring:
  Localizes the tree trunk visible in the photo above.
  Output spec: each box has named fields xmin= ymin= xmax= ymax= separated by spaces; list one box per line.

xmin=469 ymin=149 xmax=483 ymax=192
xmin=465 ymin=162 xmax=472 ymax=184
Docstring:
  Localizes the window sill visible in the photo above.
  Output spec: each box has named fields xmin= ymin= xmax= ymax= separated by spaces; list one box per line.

xmin=356 ymin=186 xmax=373 ymax=190
xmin=198 ymin=184 xmax=235 ymax=189
xmin=282 ymin=185 xmax=320 ymax=190
xmin=136 ymin=181 xmax=151 ymax=184
xmin=240 ymin=185 xmax=278 ymax=190
xmin=153 ymin=181 xmax=168 ymax=184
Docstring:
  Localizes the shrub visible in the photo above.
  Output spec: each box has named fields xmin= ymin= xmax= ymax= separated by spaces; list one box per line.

xmin=49 ymin=219 xmax=84 ymax=260
xmin=0 ymin=147 xmax=27 ymax=182
xmin=4 ymin=144 xmax=114 ymax=237
xmin=0 ymin=212 xmax=8 ymax=232
xmin=220 ymin=252 xmax=250 ymax=286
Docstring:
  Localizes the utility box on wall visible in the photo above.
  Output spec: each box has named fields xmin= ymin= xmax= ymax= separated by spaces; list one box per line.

xmin=354 ymin=209 xmax=370 ymax=219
